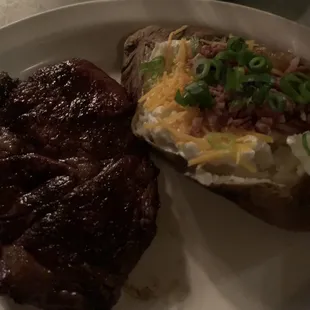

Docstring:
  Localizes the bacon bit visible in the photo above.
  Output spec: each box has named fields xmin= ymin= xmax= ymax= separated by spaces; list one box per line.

xmin=228 ymin=103 xmax=243 ymax=114
xmin=190 ymin=117 xmax=204 ymax=137
xmin=255 ymin=117 xmax=273 ymax=135
xmin=204 ymin=111 xmax=219 ymax=131
xmin=294 ymin=65 xmax=310 ymax=73
xmin=301 ymin=111 xmax=307 ymax=122
xmin=201 ymin=44 xmax=226 ymax=59
xmin=271 ymin=68 xmax=284 ymax=76
xmin=289 ymin=119 xmax=310 ymax=131
xmin=273 ymin=77 xmax=281 ymax=91
xmin=255 ymin=121 xmax=271 ymax=134
xmin=285 ymin=56 xmax=300 ymax=73
xmin=261 ymin=117 xmax=273 ymax=126
xmin=277 ymin=114 xmax=286 ymax=124
xmin=228 ymin=117 xmax=251 ymax=128
xmin=275 ymin=123 xmax=303 ymax=135
xmin=209 ymin=85 xmax=225 ymax=96
xmin=217 ymin=100 xmax=226 ymax=110
xmin=200 ymin=45 xmax=214 ymax=58
xmin=284 ymin=100 xmax=296 ymax=113
xmin=207 ymin=85 xmax=229 ymax=114
xmin=237 ymin=105 xmax=255 ymax=118
xmin=200 ymin=39 xmax=227 ymax=47
xmin=204 ymin=111 xmax=229 ymax=132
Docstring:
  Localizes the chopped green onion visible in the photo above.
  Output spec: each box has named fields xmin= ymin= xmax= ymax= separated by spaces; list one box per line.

xmin=252 ymin=84 xmax=271 ymax=105
xmin=193 ymin=58 xmax=223 ymax=84
xmin=214 ymin=50 xmax=237 ymax=62
xmin=236 ymin=66 xmax=246 ymax=75
xmin=185 ymin=81 xmax=214 ymax=108
xmin=299 ymin=80 xmax=310 ymax=103
xmin=294 ymin=72 xmax=310 ymax=81
xmin=302 ymin=132 xmax=310 ymax=156
xmin=175 ymin=81 xmax=214 ymax=109
xmin=242 ymin=84 xmax=257 ymax=97
xmin=229 ymin=100 xmax=246 ymax=109
xmin=227 ymin=37 xmax=247 ymax=52
xmin=211 ymin=59 xmax=224 ymax=81
xmin=193 ymin=58 xmax=211 ymax=80
xmin=190 ymin=36 xmax=200 ymax=57
xmin=175 ymin=89 xmax=186 ymax=106
xmin=175 ymin=89 xmax=196 ymax=107
xmin=248 ymin=56 xmax=272 ymax=73
xmin=237 ymin=49 xmax=255 ymax=66
xmin=225 ymin=67 xmax=245 ymax=91
xmin=140 ymin=56 xmax=165 ymax=76
xmin=279 ymin=73 xmax=306 ymax=104
xmin=267 ymin=92 xmax=286 ymax=112
xmin=183 ymin=91 xmax=197 ymax=106
xmin=242 ymin=73 xmax=274 ymax=85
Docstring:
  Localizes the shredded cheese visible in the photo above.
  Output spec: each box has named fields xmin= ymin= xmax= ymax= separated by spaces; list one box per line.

xmin=167 ymin=25 xmax=188 ymax=44
xmin=246 ymin=40 xmax=257 ymax=51
xmin=139 ymin=71 xmax=193 ymax=112
xmin=239 ymin=158 xmax=257 ymax=173
xmin=237 ymin=132 xmax=274 ymax=144
xmin=188 ymin=150 xmax=231 ymax=166
xmin=162 ymin=124 xmax=211 ymax=150
xmin=165 ymin=25 xmax=188 ymax=71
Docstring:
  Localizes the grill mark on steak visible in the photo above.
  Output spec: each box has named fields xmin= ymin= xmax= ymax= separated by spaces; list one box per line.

xmin=0 ymin=58 xmax=160 ymax=310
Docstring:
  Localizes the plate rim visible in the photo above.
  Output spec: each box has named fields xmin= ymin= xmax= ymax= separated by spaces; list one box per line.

xmin=0 ymin=1 xmax=310 ymax=310
xmin=1 ymin=0 xmax=310 ymax=33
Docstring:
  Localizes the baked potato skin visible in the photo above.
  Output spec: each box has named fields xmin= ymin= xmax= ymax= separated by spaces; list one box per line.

xmin=121 ymin=25 xmax=310 ymax=231
xmin=122 ymin=26 xmax=220 ymax=102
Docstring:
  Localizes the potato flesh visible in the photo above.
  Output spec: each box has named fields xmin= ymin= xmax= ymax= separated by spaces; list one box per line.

xmin=135 ymin=107 xmax=303 ymax=186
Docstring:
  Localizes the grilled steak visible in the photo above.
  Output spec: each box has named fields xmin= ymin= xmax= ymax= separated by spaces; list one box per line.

xmin=0 ymin=59 xmax=160 ymax=310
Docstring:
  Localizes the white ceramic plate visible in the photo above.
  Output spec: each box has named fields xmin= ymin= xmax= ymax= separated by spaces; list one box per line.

xmin=1 ymin=1 xmax=310 ymax=310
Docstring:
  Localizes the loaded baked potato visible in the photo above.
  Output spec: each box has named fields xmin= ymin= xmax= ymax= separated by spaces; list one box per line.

xmin=121 ymin=25 xmax=310 ymax=230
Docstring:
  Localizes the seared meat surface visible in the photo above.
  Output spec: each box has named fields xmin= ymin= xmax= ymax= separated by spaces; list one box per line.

xmin=0 ymin=59 xmax=160 ymax=310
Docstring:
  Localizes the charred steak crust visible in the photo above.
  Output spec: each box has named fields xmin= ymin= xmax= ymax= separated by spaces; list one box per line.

xmin=0 ymin=59 xmax=160 ymax=310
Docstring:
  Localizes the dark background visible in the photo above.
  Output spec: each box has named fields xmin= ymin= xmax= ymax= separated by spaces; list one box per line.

xmin=221 ymin=0 xmax=310 ymax=25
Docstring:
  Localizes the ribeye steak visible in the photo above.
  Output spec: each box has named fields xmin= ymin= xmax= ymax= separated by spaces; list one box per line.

xmin=0 ymin=59 xmax=160 ymax=310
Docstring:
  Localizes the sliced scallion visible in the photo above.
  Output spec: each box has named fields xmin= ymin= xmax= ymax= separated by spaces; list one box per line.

xmin=227 ymin=37 xmax=247 ymax=52
xmin=175 ymin=81 xmax=214 ymax=109
xmin=302 ymin=132 xmax=310 ymax=156
xmin=237 ymin=49 xmax=255 ymax=66
xmin=225 ymin=67 xmax=245 ymax=91
xmin=252 ymin=84 xmax=271 ymax=105
xmin=140 ymin=56 xmax=165 ymax=74
xmin=190 ymin=36 xmax=200 ymax=57
xmin=279 ymin=73 xmax=306 ymax=104
xmin=193 ymin=58 xmax=212 ymax=80
xmin=267 ymin=92 xmax=286 ymax=112
xmin=185 ymin=81 xmax=214 ymax=108
xmin=214 ymin=50 xmax=237 ymax=62
xmin=248 ymin=56 xmax=272 ymax=73
xmin=193 ymin=58 xmax=223 ymax=84
xmin=299 ymin=80 xmax=310 ymax=103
